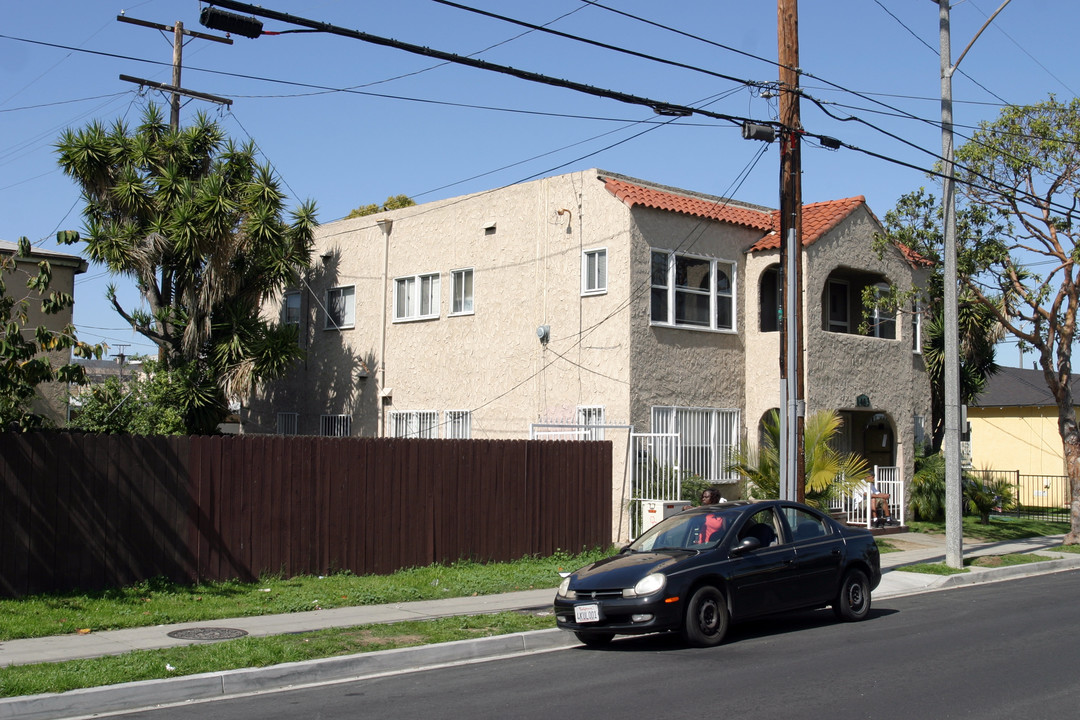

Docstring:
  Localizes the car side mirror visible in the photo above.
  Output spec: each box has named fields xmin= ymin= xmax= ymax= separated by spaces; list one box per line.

xmin=731 ymin=536 xmax=762 ymax=555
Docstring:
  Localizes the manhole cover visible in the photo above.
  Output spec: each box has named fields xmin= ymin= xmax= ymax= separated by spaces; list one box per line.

xmin=166 ymin=627 xmax=248 ymax=641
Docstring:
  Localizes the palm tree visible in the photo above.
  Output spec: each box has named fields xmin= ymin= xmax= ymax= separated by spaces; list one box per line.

xmin=728 ymin=409 xmax=869 ymax=511
xmin=909 ymin=451 xmax=946 ymax=521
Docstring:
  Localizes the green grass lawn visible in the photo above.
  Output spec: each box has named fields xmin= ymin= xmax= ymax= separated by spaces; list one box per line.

xmin=0 ymin=612 xmax=556 ymax=698
xmin=905 ymin=516 xmax=1071 ymax=542
xmin=894 ymin=552 xmax=1053 ymax=576
xmin=0 ymin=548 xmax=611 ymax=643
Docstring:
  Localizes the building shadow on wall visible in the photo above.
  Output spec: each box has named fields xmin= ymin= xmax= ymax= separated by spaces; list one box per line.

xmin=247 ymin=251 xmax=379 ymax=436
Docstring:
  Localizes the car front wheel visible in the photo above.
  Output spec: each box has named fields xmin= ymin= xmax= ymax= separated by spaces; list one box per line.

xmin=833 ymin=569 xmax=871 ymax=621
xmin=681 ymin=585 xmax=729 ymax=647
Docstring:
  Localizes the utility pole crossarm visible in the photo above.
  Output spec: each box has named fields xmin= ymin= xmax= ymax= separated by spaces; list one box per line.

xmin=118 ymin=75 xmax=233 ymax=107
xmin=117 ymin=15 xmax=234 ymax=44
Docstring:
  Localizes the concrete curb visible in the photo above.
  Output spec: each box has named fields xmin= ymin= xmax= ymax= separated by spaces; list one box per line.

xmin=0 ymin=629 xmax=579 ymax=720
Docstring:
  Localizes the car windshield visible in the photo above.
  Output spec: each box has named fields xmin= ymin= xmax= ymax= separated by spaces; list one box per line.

xmin=629 ymin=509 xmax=740 ymax=551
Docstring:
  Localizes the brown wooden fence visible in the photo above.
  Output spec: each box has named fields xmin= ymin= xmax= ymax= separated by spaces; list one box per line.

xmin=0 ymin=432 xmax=611 ymax=597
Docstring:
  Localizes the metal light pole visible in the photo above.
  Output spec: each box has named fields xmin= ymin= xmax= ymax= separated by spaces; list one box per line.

xmin=937 ymin=0 xmax=1013 ymax=568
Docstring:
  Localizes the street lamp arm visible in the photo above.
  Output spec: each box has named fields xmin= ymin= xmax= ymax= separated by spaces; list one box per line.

xmin=948 ymin=0 xmax=1015 ymax=75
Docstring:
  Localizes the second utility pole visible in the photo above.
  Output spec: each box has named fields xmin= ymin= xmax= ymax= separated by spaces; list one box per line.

xmin=778 ymin=0 xmax=806 ymax=502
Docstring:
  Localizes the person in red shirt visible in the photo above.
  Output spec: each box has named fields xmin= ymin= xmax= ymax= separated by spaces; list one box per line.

xmin=696 ymin=488 xmax=725 ymax=543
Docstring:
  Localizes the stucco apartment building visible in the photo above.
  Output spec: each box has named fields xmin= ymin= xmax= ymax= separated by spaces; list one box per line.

xmin=0 ymin=239 xmax=88 ymax=426
xmin=246 ymin=169 xmax=931 ymax=540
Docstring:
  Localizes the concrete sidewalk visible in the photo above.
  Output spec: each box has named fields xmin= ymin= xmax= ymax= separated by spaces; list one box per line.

xmin=3 ymin=532 xmax=1079 ymax=720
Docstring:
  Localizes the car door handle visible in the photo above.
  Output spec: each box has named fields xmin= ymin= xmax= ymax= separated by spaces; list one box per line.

xmin=831 ymin=549 xmax=841 ymax=556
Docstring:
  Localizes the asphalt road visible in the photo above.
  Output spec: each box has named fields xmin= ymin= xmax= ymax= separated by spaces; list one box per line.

xmin=103 ymin=570 xmax=1080 ymax=720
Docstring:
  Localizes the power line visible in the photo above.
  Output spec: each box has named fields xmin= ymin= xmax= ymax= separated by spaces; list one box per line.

xmin=199 ymin=1 xmax=770 ymax=130
xmin=431 ymin=0 xmax=771 ymax=93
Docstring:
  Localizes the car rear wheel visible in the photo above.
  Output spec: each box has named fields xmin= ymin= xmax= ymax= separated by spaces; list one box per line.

xmin=833 ymin=569 xmax=871 ymax=621
xmin=574 ymin=631 xmax=614 ymax=648
xmin=681 ymin=585 xmax=729 ymax=647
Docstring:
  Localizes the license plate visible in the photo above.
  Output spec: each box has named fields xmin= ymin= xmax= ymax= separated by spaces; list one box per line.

xmin=574 ymin=603 xmax=600 ymax=623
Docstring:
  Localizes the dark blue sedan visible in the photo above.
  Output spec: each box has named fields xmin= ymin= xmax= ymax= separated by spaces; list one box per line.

xmin=554 ymin=500 xmax=881 ymax=647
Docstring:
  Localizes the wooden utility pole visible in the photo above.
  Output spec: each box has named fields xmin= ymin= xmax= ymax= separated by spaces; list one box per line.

xmin=116 ymin=15 xmax=234 ymax=131
xmin=116 ymin=14 xmax=233 ymax=362
xmin=778 ymin=0 xmax=806 ymax=502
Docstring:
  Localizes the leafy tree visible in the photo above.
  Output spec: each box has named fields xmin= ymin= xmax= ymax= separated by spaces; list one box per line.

xmin=69 ymin=360 xmax=187 ymax=435
xmin=876 ymin=188 xmax=1003 ymax=451
xmin=345 ymin=194 xmax=415 ymax=219
xmin=728 ymin=409 xmax=869 ymax=510
xmin=946 ymin=96 xmax=1080 ymax=544
xmin=55 ymin=104 xmax=317 ymax=434
xmin=1 ymin=237 xmax=104 ymax=430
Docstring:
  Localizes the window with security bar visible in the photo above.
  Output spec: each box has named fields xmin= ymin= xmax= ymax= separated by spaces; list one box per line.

xmin=320 ymin=414 xmax=351 ymax=437
xmin=651 ymin=406 xmax=740 ymax=483
xmin=446 ymin=410 xmax=472 ymax=439
xmin=277 ymin=412 xmax=298 ymax=435
xmin=390 ymin=410 xmax=439 ymax=438
xmin=577 ymin=406 xmax=606 ymax=440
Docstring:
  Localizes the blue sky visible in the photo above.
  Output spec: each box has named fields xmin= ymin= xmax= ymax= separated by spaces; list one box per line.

xmin=2 ymin=0 xmax=1077 ymax=365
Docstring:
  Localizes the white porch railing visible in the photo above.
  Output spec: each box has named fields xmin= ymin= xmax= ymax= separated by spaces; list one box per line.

xmin=830 ymin=466 xmax=905 ymax=528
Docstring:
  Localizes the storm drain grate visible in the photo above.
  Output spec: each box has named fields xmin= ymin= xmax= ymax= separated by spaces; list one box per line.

xmin=166 ymin=627 xmax=249 ymax=641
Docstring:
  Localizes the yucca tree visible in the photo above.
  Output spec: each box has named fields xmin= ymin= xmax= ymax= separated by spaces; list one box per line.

xmin=55 ymin=104 xmax=317 ymax=433
xmin=728 ymin=409 xmax=869 ymax=511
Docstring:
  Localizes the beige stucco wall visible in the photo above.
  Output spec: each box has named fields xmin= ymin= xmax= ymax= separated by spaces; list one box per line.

xmin=250 ymin=170 xmax=637 ymax=535
xmin=801 ymin=209 xmax=931 ymax=484
xmin=969 ymin=406 xmax=1068 ymax=476
xmin=249 ymin=172 xmax=931 ymax=541
xmin=742 ymin=208 xmax=931 ymax=488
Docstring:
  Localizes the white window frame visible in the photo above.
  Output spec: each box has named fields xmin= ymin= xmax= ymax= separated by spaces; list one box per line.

xmin=582 ymin=248 xmax=608 ymax=296
xmin=652 ymin=406 xmax=741 ymax=483
xmin=650 ymin=250 xmax=735 ymax=332
xmin=911 ymin=299 xmax=923 ymax=354
xmin=390 ymin=410 xmax=440 ymax=438
xmin=446 ymin=410 xmax=472 ymax=439
xmin=325 ymin=285 xmax=355 ymax=330
xmin=320 ymin=414 xmax=351 ymax=437
xmin=450 ymin=268 xmax=474 ymax=316
xmin=277 ymin=412 xmax=298 ymax=435
xmin=394 ymin=272 xmax=441 ymax=322
xmin=870 ymin=284 xmax=896 ymax=339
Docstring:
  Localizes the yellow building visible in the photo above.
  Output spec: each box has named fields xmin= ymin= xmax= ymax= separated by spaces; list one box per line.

xmin=968 ymin=366 xmax=1075 ymax=507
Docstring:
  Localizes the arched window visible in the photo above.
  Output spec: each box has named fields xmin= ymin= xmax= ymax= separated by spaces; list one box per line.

xmin=759 ymin=265 xmax=781 ymax=332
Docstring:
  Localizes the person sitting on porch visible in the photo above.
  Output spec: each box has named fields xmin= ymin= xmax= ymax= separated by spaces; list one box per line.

xmin=871 ymin=481 xmax=893 ymax=527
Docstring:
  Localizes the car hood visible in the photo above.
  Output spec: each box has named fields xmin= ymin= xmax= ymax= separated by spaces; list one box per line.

xmin=571 ymin=551 xmax=691 ymax=590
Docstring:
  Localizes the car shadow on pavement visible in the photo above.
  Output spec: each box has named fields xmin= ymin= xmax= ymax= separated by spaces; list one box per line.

xmin=569 ymin=607 xmax=899 ymax=652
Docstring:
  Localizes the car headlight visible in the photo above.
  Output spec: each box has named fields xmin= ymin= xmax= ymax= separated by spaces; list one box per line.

xmin=625 ymin=572 xmax=666 ymax=598
xmin=557 ymin=576 xmax=576 ymax=599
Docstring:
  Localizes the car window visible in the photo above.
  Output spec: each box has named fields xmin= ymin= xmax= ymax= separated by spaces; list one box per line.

xmin=631 ymin=510 xmax=739 ymax=551
xmin=781 ymin=507 xmax=830 ymax=542
xmin=737 ymin=509 xmax=780 ymax=547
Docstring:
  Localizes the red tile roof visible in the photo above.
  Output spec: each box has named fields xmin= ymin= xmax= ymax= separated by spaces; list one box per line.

xmin=750 ymin=196 xmax=868 ymax=251
xmin=602 ymin=176 xmax=773 ymax=232
xmin=601 ymin=175 xmax=931 ymax=266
